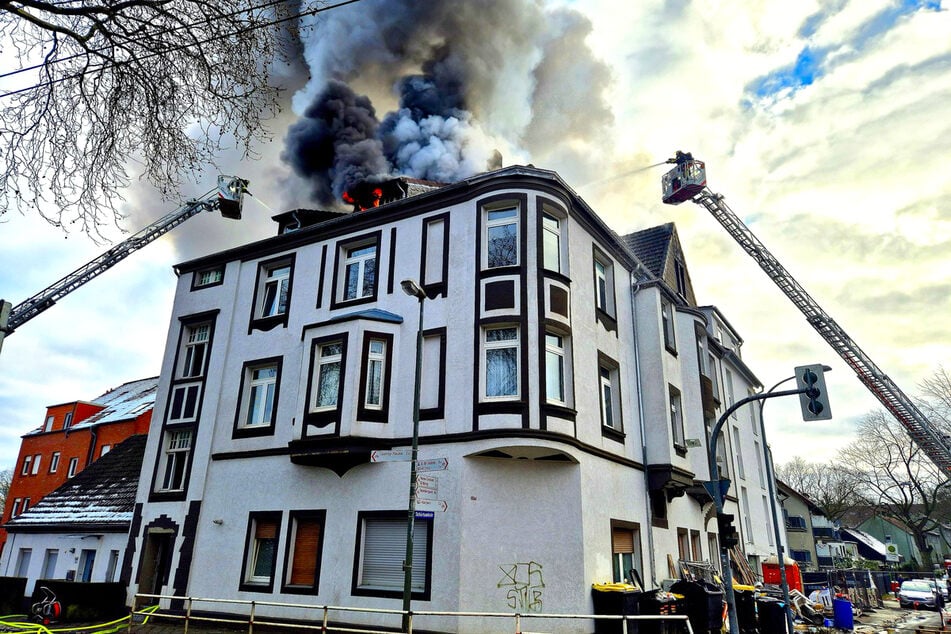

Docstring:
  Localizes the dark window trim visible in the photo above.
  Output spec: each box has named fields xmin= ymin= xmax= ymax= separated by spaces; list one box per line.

xmin=350 ymin=510 xmax=433 ymax=601
xmin=239 ymin=510 xmax=283 ymax=593
xmin=537 ymin=196 xmax=568 ymax=276
xmin=249 ymin=254 xmax=296 ymax=334
xmin=232 ymin=356 xmax=283 ymax=439
xmin=280 ymin=509 xmax=327 ymax=595
xmin=302 ymin=333 xmax=349 ymax=435
xmin=419 ymin=327 xmax=447 ymax=421
xmin=387 ymin=227 xmax=397 ymax=295
xmin=598 ymin=351 xmax=623 ymax=438
xmin=190 ymin=265 xmax=225 ymax=291
xmin=148 ymin=423 xmax=197 ymax=503
xmin=592 ymin=245 xmax=618 ymax=334
xmin=479 ymin=193 xmax=527 ymax=273
xmin=420 ymin=212 xmax=450 ymax=298
xmin=316 ymin=245 xmax=327 ymax=310
xmin=330 ymin=230 xmax=383 ymax=311
xmin=356 ymin=331 xmax=394 ymax=423
xmin=661 ymin=297 xmax=678 ymax=355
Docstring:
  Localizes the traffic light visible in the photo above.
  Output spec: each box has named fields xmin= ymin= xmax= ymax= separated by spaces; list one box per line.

xmin=218 ymin=175 xmax=249 ymax=220
xmin=717 ymin=512 xmax=739 ymax=549
xmin=794 ymin=364 xmax=832 ymax=421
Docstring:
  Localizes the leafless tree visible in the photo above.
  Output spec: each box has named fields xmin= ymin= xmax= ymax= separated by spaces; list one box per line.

xmin=837 ymin=410 xmax=951 ymax=568
xmin=0 ymin=0 xmax=300 ymax=237
xmin=0 ymin=467 xmax=11 ymax=512
xmin=775 ymin=456 xmax=858 ymax=524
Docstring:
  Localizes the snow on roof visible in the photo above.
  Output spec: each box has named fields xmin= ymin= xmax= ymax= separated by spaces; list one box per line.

xmin=26 ymin=376 xmax=158 ymax=434
xmin=842 ymin=527 xmax=888 ymax=556
xmin=5 ymin=435 xmax=147 ymax=530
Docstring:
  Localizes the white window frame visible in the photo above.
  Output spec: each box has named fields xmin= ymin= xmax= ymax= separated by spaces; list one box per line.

xmin=67 ymin=457 xmax=78 ymax=478
xmin=261 ymin=263 xmax=291 ymax=317
xmin=364 ymin=338 xmax=386 ymax=410
xmin=195 ymin=266 xmax=224 ymax=288
xmin=542 ymin=211 xmax=563 ymax=273
xmin=159 ymin=429 xmax=192 ymax=492
xmin=733 ymin=427 xmax=746 ymax=479
xmin=662 ymin=299 xmax=676 ymax=351
xmin=244 ymin=515 xmax=280 ymax=586
xmin=599 ymin=361 xmax=621 ymax=431
xmin=42 ymin=548 xmax=59 ymax=580
xmin=241 ymin=362 xmax=279 ymax=429
xmin=181 ymin=323 xmax=210 ymax=378
xmin=15 ymin=548 xmax=31 ymax=578
xmin=11 ymin=498 xmax=21 ymax=517
xmin=21 ymin=454 xmax=32 ymax=476
xmin=31 ymin=454 xmax=41 ymax=475
xmin=44 ymin=415 xmax=54 ymax=432
xmin=741 ymin=487 xmax=753 ymax=539
xmin=64 ymin=412 xmax=73 ymax=429
xmin=105 ymin=549 xmax=120 ymax=582
xmin=167 ymin=382 xmax=202 ymax=423
xmin=545 ymin=332 xmax=567 ymax=405
xmin=485 ymin=206 xmax=519 ymax=269
xmin=100 ymin=445 xmax=111 ymax=457
xmin=49 ymin=452 xmax=60 ymax=473
xmin=483 ymin=326 xmax=520 ymax=400
xmin=356 ymin=514 xmax=430 ymax=594
xmin=343 ymin=243 xmax=377 ymax=301
xmin=669 ymin=386 xmax=685 ymax=447
xmin=312 ymin=341 xmax=344 ymax=412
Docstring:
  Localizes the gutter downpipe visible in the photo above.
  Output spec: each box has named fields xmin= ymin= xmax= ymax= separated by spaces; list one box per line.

xmin=630 ymin=270 xmax=658 ymax=589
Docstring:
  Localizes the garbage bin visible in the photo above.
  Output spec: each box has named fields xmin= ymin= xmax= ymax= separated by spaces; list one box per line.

xmin=733 ymin=586 xmax=757 ymax=634
xmin=832 ymin=597 xmax=854 ymax=630
xmin=755 ymin=596 xmax=789 ymax=634
xmin=670 ymin=579 xmax=724 ymax=634
xmin=637 ymin=590 xmax=683 ymax=634
xmin=592 ymin=583 xmax=641 ymax=634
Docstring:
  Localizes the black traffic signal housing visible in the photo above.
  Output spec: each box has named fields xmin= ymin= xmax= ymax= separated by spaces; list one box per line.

xmin=795 ymin=364 xmax=832 ymax=421
xmin=717 ymin=512 xmax=740 ymax=549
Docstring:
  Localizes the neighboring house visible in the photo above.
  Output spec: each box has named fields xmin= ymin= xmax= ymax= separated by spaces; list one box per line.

xmin=815 ymin=540 xmax=860 ymax=570
xmin=840 ymin=528 xmax=890 ymax=566
xmin=1 ymin=378 xmax=157 ymax=557
xmin=0 ymin=435 xmax=147 ymax=599
xmin=125 ymin=166 xmax=774 ymax=632
xmin=776 ymin=480 xmax=820 ymax=571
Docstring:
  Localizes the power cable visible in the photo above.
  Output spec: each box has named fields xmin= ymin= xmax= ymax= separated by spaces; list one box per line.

xmin=0 ymin=0 xmax=366 ymax=100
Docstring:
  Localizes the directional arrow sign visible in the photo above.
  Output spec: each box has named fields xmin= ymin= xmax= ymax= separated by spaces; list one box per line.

xmin=370 ymin=449 xmax=412 ymax=463
xmin=416 ymin=457 xmax=448 ymax=472
xmin=416 ymin=498 xmax=448 ymax=512
xmin=416 ymin=474 xmax=438 ymax=489
xmin=416 ymin=485 xmax=438 ymax=499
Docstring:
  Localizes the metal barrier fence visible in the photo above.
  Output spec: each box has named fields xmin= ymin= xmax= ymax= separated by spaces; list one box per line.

xmin=130 ymin=593 xmax=696 ymax=634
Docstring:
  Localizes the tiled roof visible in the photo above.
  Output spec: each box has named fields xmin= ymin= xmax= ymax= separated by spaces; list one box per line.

xmin=28 ymin=376 xmax=157 ymax=435
xmin=621 ymin=223 xmax=674 ymax=278
xmin=4 ymin=434 xmax=147 ymax=531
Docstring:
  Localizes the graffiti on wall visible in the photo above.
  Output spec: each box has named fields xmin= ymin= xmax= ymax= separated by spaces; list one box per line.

xmin=497 ymin=561 xmax=545 ymax=612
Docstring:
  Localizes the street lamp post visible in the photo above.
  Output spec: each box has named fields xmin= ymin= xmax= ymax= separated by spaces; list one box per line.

xmin=400 ymin=279 xmax=427 ymax=633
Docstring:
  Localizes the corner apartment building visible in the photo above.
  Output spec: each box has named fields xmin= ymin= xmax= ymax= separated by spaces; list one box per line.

xmin=124 ymin=166 xmax=773 ymax=632
xmin=1 ymin=377 xmax=157 ymax=557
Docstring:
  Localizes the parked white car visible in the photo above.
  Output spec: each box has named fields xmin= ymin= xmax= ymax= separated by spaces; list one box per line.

xmin=898 ymin=580 xmax=939 ymax=610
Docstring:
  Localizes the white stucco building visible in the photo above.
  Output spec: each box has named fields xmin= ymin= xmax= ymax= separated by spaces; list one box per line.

xmin=124 ymin=166 xmax=773 ymax=632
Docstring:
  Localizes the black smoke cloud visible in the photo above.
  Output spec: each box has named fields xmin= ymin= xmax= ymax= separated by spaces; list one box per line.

xmin=282 ymin=0 xmax=616 ymax=207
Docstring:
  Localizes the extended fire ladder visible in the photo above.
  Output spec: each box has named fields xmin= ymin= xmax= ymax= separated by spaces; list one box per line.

xmin=0 ymin=176 xmax=248 ymax=336
xmin=662 ymin=153 xmax=951 ymax=474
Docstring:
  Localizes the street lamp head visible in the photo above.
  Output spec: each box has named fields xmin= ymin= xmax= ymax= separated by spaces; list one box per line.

xmin=401 ymin=279 xmax=426 ymax=300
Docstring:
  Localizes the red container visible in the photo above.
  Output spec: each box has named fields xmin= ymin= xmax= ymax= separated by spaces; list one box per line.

xmin=762 ymin=556 xmax=803 ymax=593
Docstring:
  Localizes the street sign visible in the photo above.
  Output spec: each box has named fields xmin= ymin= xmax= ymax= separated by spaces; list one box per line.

xmin=370 ymin=449 xmax=412 ymax=462
xmin=416 ymin=457 xmax=448 ymax=472
xmin=416 ymin=485 xmax=438 ymax=499
xmin=416 ymin=474 xmax=438 ymax=489
xmin=416 ymin=498 xmax=448 ymax=512
xmin=415 ymin=510 xmax=434 ymax=520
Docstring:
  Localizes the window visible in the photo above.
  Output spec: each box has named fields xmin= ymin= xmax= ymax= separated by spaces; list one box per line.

xmin=64 ymin=412 xmax=73 ymax=429
xmin=762 ymin=496 xmax=774 ymax=545
xmin=241 ymin=512 xmax=282 ymax=591
xmin=741 ymin=487 xmax=752 ymax=538
xmin=484 ymin=326 xmax=519 ymax=399
xmin=159 ymin=429 xmax=192 ymax=492
xmin=599 ymin=358 xmax=621 ymax=432
xmin=691 ymin=530 xmax=703 ymax=560
xmin=67 ymin=457 xmax=78 ymax=478
xmin=11 ymin=498 xmax=21 ymax=517
xmin=22 ymin=497 xmax=30 ymax=512
xmin=100 ymin=445 xmax=111 ymax=457
xmin=79 ymin=549 xmax=96 ymax=582
xmin=733 ymin=427 xmax=745 ymax=479
xmin=754 ymin=441 xmax=765 ymax=486
xmin=611 ymin=523 xmax=642 ymax=585
xmin=42 ymin=549 xmax=58 ymax=580
xmin=312 ymin=341 xmax=343 ymax=411
xmin=354 ymin=512 xmax=432 ymax=599
xmin=486 ymin=206 xmax=518 ymax=268
xmin=662 ymin=299 xmax=676 ymax=352
xmin=790 ymin=549 xmax=812 ymax=563
xmin=194 ymin=266 xmax=224 ymax=289
xmin=676 ymin=528 xmax=690 ymax=562
xmin=15 ymin=548 xmax=32 ymax=577
xmin=595 ymin=259 xmax=608 ymax=310
xmin=542 ymin=212 xmax=562 ymax=273
xmin=725 ymin=369 xmax=736 ymax=416
xmin=358 ymin=334 xmax=393 ymax=421
xmin=31 ymin=454 xmax=41 ymax=474
xmin=44 ymin=415 xmax=54 ymax=432
xmin=669 ymin=386 xmax=685 ymax=448
xmin=168 ymin=383 xmax=201 ymax=423
xmin=674 ymin=260 xmax=688 ymax=298
xmin=236 ymin=359 xmax=281 ymax=435
xmin=261 ymin=263 xmax=291 ymax=317
xmin=181 ymin=323 xmax=210 ymax=378
xmin=344 ymin=244 xmax=377 ymax=300
xmin=545 ymin=333 xmax=567 ymax=405
xmin=282 ymin=511 xmax=326 ymax=594
xmin=105 ymin=550 xmax=120 ymax=582
xmin=786 ymin=516 xmax=807 ymax=530
xmin=21 ymin=454 xmax=32 ymax=476
xmin=49 ymin=452 xmax=60 ymax=473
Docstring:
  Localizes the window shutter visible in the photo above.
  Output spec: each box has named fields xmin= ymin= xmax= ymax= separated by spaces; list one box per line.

xmin=360 ymin=518 xmax=427 ymax=591
xmin=289 ymin=518 xmax=321 ymax=586
xmin=256 ymin=518 xmax=278 ymax=540
xmin=612 ymin=528 xmax=634 ymax=554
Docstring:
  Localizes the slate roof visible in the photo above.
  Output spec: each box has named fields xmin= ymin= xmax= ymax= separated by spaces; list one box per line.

xmin=4 ymin=434 xmax=147 ymax=532
xmin=28 ymin=376 xmax=158 ymax=435
xmin=622 ymin=223 xmax=674 ymax=278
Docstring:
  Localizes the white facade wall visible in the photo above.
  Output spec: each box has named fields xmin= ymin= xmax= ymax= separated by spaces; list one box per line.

xmin=3 ymin=531 xmax=127 ymax=594
xmin=128 ymin=168 xmax=772 ymax=629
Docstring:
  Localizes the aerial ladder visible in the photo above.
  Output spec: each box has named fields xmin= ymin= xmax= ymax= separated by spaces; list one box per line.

xmin=661 ymin=152 xmax=951 ymax=475
xmin=0 ymin=176 xmax=249 ymax=351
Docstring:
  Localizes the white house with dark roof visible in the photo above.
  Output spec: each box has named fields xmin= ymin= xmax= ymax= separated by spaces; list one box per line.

xmin=126 ymin=166 xmax=773 ymax=632
xmin=1 ymin=435 xmax=147 ymax=598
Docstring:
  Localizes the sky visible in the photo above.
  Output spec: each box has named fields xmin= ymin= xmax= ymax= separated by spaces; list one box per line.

xmin=1 ymin=0 xmax=949 ymax=472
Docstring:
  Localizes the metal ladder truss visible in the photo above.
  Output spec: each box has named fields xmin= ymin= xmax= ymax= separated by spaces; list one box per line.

xmin=694 ymin=191 xmax=951 ymax=475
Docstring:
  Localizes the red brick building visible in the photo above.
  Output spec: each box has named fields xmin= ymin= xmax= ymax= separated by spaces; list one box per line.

xmin=0 ymin=377 xmax=156 ymax=557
